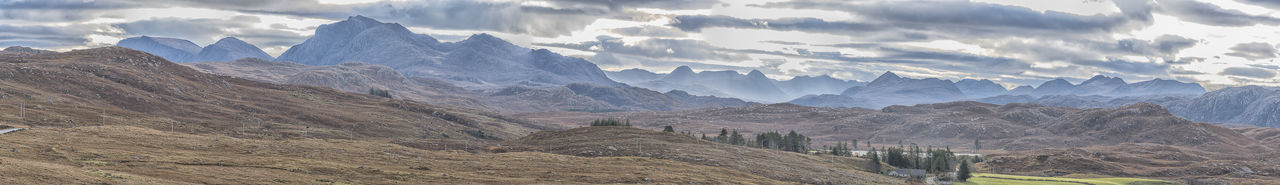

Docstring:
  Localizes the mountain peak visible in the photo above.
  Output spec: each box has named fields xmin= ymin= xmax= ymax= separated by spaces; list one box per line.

xmin=869 ymin=71 xmax=903 ymax=85
xmin=746 ymin=69 xmax=766 ymax=78
xmin=212 ymin=37 xmax=247 ymax=45
xmin=880 ymin=71 xmax=900 ymax=79
xmin=347 ymin=15 xmax=378 ymax=22
xmin=671 ymin=66 xmax=694 ymax=74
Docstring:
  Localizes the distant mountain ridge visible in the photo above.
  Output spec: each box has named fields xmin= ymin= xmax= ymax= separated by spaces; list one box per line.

xmin=605 ymin=66 xmax=863 ymax=102
xmin=276 ymin=15 xmax=618 ymax=88
xmin=791 ymin=72 xmax=1206 ymax=109
xmin=117 ymin=36 xmax=273 ymax=62
xmin=976 ymin=86 xmax=1280 ymax=128
xmin=189 ymin=58 xmax=752 ymax=113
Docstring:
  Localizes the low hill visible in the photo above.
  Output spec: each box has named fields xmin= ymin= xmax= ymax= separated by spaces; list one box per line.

xmin=508 ymin=126 xmax=901 ymax=184
xmin=0 ymin=47 xmax=543 ymax=143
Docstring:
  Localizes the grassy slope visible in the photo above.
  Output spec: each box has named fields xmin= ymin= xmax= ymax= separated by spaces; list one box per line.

xmin=957 ymin=173 xmax=1171 ymax=185
xmin=0 ymin=125 xmax=793 ymax=184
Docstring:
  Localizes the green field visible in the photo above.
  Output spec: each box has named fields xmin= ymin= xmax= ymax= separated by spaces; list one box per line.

xmin=955 ymin=173 xmax=1172 ymax=185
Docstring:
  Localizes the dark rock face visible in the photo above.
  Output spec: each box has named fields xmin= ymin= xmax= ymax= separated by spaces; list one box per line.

xmin=276 ymin=16 xmax=618 ymax=88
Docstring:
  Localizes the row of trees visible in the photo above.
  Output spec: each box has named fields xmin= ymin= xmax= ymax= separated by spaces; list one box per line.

xmin=696 ymin=128 xmax=812 ymax=153
xmin=589 ymin=119 xmax=632 ymax=127
xmin=875 ymin=143 xmax=957 ymax=173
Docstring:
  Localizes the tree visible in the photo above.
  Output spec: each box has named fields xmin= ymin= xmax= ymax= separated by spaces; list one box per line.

xmin=663 ymin=126 xmax=674 ymax=132
xmin=974 ymin=138 xmax=982 ymax=153
xmin=867 ymin=147 xmax=881 ymax=173
xmin=958 ymin=161 xmax=972 ymax=182
xmin=852 ymin=139 xmax=858 ymax=150
xmin=729 ymin=130 xmax=745 ymax=145
xmin=717 ymin=128 xmax=729 ymax=143
xmin=368 ymin=88 xmax=392 ymax=98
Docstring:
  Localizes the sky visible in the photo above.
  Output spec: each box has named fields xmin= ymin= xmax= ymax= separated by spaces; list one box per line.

xmin=2 ymin=0 xmax=1280 ymax=89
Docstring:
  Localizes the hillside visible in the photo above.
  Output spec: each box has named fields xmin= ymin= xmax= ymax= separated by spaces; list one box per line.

xmin=0 ymin=125 xmax=795 ymax=184
xmin=982 ymin=144 xmax=1280 ymax=183
xmin=508 ymin=126 xmax=901 ymax=184
xmin=517 ymin=102 xmax=1273 ymax=154
xmin=0 ymin=47 xmax=544 ymax=143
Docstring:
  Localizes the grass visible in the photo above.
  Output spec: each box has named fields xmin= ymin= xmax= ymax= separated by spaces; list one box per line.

xmin=955 ymin=173 xmax=1172 ymax=185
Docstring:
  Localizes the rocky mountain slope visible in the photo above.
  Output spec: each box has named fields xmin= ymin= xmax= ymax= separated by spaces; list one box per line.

xmin=117 ymin=36 xmax=273 ymax=62
xmin=276 ymin=16 xmax=617 ymax=88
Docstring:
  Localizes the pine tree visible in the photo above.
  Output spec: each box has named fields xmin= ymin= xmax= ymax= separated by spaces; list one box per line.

xmin=663 ymin=126 xmax=674 ymax=132
xmin=717 ymin=128 xmax=729 ymax=143
xmin=867 ymin=147 xmax=881 ymax=173
xmin=729 ymin=129 xmax=745 ymax=145
xmin=958 ymin=161 xmax=972 ymax=182
xmin=852 ymin=139 xmax=858 ymax=150
xmin=974 ymin=138 xmax=982 ymax=153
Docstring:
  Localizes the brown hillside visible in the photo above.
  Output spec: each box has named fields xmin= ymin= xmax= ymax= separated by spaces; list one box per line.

xmin=982 ymin=143 xmax=1280 ymax=183
xmin=0 ymin=125 xmax=791 ymax=184
xmin=508 ymin=126 xmax=903 ymax=184
xmin=517 ymin=102 xmax=1271 ymax=153
xmin=0 ymin=47 xmax=543 ymax=143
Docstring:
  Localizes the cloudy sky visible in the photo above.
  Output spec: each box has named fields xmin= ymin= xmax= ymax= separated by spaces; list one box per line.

xmin=2 ymin=0 xmax=1280 ymax=89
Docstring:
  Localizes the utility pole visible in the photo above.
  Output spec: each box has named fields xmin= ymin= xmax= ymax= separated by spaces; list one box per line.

xmin=19 ymin=101 xmax=25 ymax=120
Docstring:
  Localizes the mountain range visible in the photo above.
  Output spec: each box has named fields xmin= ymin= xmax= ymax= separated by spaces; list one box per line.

xmin=188 ymin=58 xmax=751 ymax=113
xmin=117 ymin=36 xmax=273 ymax=62
xmin=604 ymin=66 xmax=864 ymax=102
xmin=1005 ymin=86 xmax=1280 ymax=128
xmin=275 ymin=15 xmax=618 ymax=88
xmin=789 ymin=72 xmax=1206 ymax=109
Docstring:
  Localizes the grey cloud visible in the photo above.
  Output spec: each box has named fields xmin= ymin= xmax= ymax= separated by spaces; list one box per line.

xmin=761 ymin=0 xmax=1150 ymax=36
xmin=0 ymin=24 xmax=105 ymax=48
xmin=1219 ymin=67 xmax=1277 ymax=78
xmin=671 ymin=15 xmax=881 ymax=33
xmin=538 ymin=36 xmax=750 ymax=61
xmin=546 ymin=0 xmax=720 ymax=11
xmin=1226 ymin=42 xmax=1277 ymax=60
xmin=1157 ymin=0 xmax=1280 ymax=26
xmin=761 ymin=41 xmax=807 ymax=46
xmin=112 ymin=16 xmax=260 ymax=44
xmin=1236 ymin=0 xmax=1280 ymax=10
xmin=354 ymin=1 xmax=617 ymax=37
xmin=610 ymin=25 xmax=687 ymax=37
xmin=1116 ymin=35 xmax=1197 ymax=56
